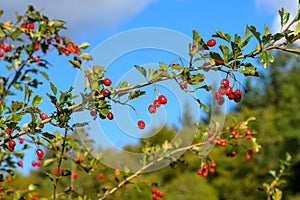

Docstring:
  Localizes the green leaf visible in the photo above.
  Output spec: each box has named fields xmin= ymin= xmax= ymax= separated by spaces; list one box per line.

xmin=78 ymin=42 xmax=90 ymax=49
xmin=238 ymin=63 xmax=260 ymax=76
xmin=272 ymin=188 xmax=282 ymax=200
xmin=40 ymin=71 xmax=49 ymax=81
xmin=231 ymin=41 xmax=242 ymax=58
xmin=10 ymin=101 xmax=24 ymax=112
xmin=187 ymin=73 xmax=205 ymax=85
xmin=268 ymin=170 xmax=277 ymax=178
xmin=193 ymin=97 xmax=209 ymax=112
xmin=259 ymin=49 xmax=275 ymax=68
xmin=219 ymin=45 xmax=230 ymax=61
xmin=294 ymin=21 xmax=300 ymax=35
xmin=0 ymin=10 xmax=3 ymax=18
xmin=32 ymin=95 xmax=43 ymax=107
xmin=285 ymin=152 xmax=292 ymax=162
xmin=248 ymin=25 xmax=261 ymax=44
xmin=62 ymin=169 xmax=71 ymax=176
xmin=50 ymin=82 xmax=57 ymax=95
xmin=11 ymin=29 xmax=22 ymax=40
xmin=278 ymin=7 xmax=290 ymax=28
xmin=192 ymin=30 xmax=209 ymax=50
xmin=28 ymin=183 xmax=39 ymax=191
xmin=209 ymin=52 xmax=223 ymax=61
xmin=134 ymin=65 xmax=147 ymax=78
xmin=213 ymin=30 xmax=231 ymax=42
xmin=68 ymin=60 xmax=81 ymax=69
xmin=80 ymin=53 xmax=92 ymax=60
xmin=128 ymin=90 xmax=146 ymax=100
xmin=42 ymin=132 xmax=56 ymax=140
xmin=43 ymin=158 xmax=56 ymax=167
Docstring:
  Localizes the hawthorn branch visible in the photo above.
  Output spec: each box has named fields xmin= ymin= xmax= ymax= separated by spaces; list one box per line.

xmin=98 ymin=141 xmax=208 ymax=200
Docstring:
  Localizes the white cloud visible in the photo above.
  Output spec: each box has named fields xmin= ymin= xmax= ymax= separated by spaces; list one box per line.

xmin=254 ymin=0 xmax=298 ymax=32
xmin=0 ymin=0 xmax=157 ymax=37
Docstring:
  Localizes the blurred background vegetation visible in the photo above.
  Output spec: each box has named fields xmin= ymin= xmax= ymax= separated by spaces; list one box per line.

xmin=3 ymin=51 xmax=300 ymax=200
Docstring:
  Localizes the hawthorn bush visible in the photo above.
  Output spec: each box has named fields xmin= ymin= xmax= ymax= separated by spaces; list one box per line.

xmin=0 ymin=4 xmax=299 ymax=200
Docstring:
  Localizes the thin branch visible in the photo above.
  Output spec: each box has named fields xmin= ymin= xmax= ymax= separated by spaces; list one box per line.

xmin=98 ymin=141 xmax=207 ymax=200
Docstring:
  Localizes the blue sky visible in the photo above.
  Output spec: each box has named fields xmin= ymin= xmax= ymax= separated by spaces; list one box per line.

xmin=1 ymin=0 xmax=298 ymax=174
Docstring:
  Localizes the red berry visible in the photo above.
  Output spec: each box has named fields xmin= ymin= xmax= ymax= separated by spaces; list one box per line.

xmin=0 ymin=51 xmax=3 ymax=57
xmin=210 ymin=161 xmax=216 ymax=167
xmin=234 ymin=133 xmax=240 ymax=139
xmin=36 ymin=149 xmax=44 ymax=157
xmin=197 ymin=168 xmax=203 ymax=175
xmin=55 ymin=36 xmax=60 ymax=43
xmin=217 ymin=96 xmax=225 ymax=105
xmin=39 ymin=123 xmax=44 ymax=128
xmin=98 ymin=173 xmax=104 ymax=180
xmin=31 ymin=161 xmax=37 ymax=167
xmin=36 ymin=160 xmax=41 ymax=167
xmin=234 ymin=93 xmax=242 ymax=103
xmin=103 ymin=78 xmax=112 ymax=86
xmin=34 ymin=44 xmax=40 ymax=50
xmin=158 ymin=95 xmax=167 ymax=104
xmin=152 ymin=194 xmax=158 ymax=200
xmin=107 ymin=112 xmax=114 ymax=120
xmin=207 ymin=39 xmax=216 ymax=47
xmin=180 ymin=81 xmax=187 ymax=89
xmin=250 ymin=149 xmax=256 ymax=154
xmin=33 ymin=56 xmax=40 ymax=62
xmin=8 ymin=140 xmax=16 ymax=148
xmin=55 ymin=166 xmax=60 ymax=176
xmin=231 ymin=130 xmax=238 ymax=136
xmin=148 ymin=104 xmax=156 ymax=114
xmin=214 ymin=92 xmax=221 ymax=99
xmin=230 ymin=151 xmax=236 ymax=157
xmin=215 ymin=59 xmax=223 ymax=65
xmin=245 ymin=154 xmax=251 ymax=161
xmin=31 ymin=196 xmax=38 ymax=200
xmin=77 ymin=157 xmax=83 ymax=163
xmin=209 ymin=167 xmax=215 ymax=174
xmin=21 ymin=23 xmax=27 ymax=28
xmin=234 ymin=89 xmax=242 ymax=95
xmin=153 ymin=99 xmax=161 ymax=108
xmin=17 ymin=160 xmax=23 ymax=167
xmin=225 ymin=86 xmax=233 ymax=95
xmin=208 ymin=137 xmax=215 ymax=143
xmin=220 ymin=78 xmax=229 ymax=87
xmin=73 ymin=172 xmax=78 ymax=179
xmin=208 ymin=130 xmax=214 ymax=137
xmin=202 ymin=163 xmax=208 ymax=169
xmin=245 ymin=129 xmax=251 ymax=135
xmin=202 ymin=171 xmax=209 ymax=177
xmin=38 ymin=156 xmax=43 ymax=161
xmin=5 ymin=128 xmax=12 ymax=134
xmin=151 ymin=188 xmax=157 ymax=194
xmin=102 ymin=88 xmax=111 ymax=96
xmin=19 ymin=137 xmax=24 ymax=144
xmin=218 ymin=86 xmax=226 ymax=95
xmin=89 ymin=108 xmax=97 ymax=117
xmin=40 ymin=113 xmax=48 ymax=120
xmin=137 ymin=120 xmax=146 ymax=129
xmin=246 ymin=135 xmax=252 ymax=139
xmin=228 ymin=92 xmax=235 ymax=100
xmin=220 ymin=140 xmax=227 ymax=146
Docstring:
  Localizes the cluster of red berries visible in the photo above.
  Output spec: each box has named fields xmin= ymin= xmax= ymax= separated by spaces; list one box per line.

xmin=31 ymin=149 xmax=44 ymax=167
xmin=21 ymin=22 xmax=35 ymax=30
xmin=140 ymin=94 xmax=168 ymax=130
xmin=197 ymin=161 xmax=217 ymax=177
xmin=8 ymin=139 xmax=16 ymax=152
xmin=60 ymin=42 xmax=80 ymax=56
xmin=147 ymin=95 xmax=167 ymax=114
xmin=214 ymin=78 xmax=242 ymax=105
xmin=207 ymin=130 xmax=227 ymax=146
xmin=151 ymin=188 xmax=164 ymax=200
xmin=0 ymin=44 xmax=12 ymax=57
